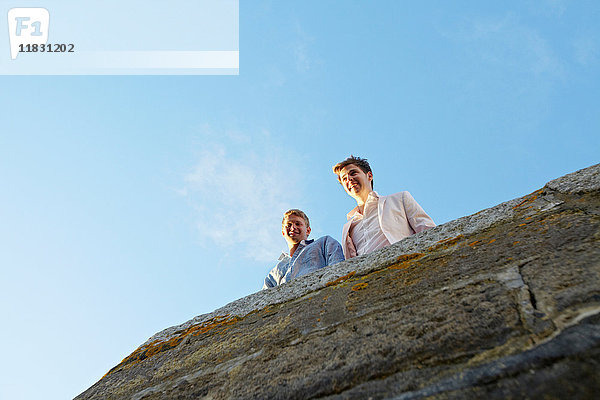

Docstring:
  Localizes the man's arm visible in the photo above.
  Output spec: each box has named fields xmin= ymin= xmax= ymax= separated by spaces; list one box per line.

xmin=262 ymin=274 xmax=276 ymax=290
xmin=323 ymin=236 xmax=345 ymax=266
xmin=262 ymin=260 xmax=286 ymax=289
xmin=402 ymin=191 xmax=436 ymax=233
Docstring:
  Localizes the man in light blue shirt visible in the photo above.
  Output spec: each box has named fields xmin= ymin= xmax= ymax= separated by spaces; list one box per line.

xmin=263 ymin=209 xmax=344 ymax=289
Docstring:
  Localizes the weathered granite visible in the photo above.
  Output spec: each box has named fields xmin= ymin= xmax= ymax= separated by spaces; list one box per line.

xmin=76 ymin=163 xmax=600 ymax=400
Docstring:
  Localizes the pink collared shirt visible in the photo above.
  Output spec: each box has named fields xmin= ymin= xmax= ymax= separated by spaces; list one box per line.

xmin=348 ymin=192 xmax=391 ymax=256
xmin=341 ymin=191 xmax=436 ymax=259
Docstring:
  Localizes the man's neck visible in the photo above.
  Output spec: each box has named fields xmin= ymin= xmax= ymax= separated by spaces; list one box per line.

xmin=355 ymin=191 xmax=372 ymax=214
xmin=287 ymin=243 xmax=299 ymax=257
xmin=287 ymin=239 xmax=307 ymax=257
xmin=356 ymin=202 xmax=365 ymax=214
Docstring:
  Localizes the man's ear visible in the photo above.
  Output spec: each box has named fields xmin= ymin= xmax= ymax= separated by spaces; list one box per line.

xmin=281 ymin=227 xmax=287 ymax=237
xmin=306 ymin=226 xmax=311 ymax=237
xmin=367 ymin=171 xmax=373 ymax=181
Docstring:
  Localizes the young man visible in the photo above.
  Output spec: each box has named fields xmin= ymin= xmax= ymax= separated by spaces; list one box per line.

xmin=263 ymin=209 xmax=344 ymax=289
xmin=332 ymin=156 xmax=436 ymax=259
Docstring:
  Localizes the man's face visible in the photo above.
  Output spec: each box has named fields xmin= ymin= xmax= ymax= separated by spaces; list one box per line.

xmin=339 ymin=164 xmax=373 ymax=201
xmin=282 ymin=215 xmax=311 ymax=245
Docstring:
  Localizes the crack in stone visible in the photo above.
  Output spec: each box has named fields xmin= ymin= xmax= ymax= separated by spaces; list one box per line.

xmin=509 ymin=257 xmax=556 ymax=340
xmin=437 ymin=256 xmax=555 ymax=341
xmin=527 ymin=286 xmax=538 ymax=311
xmin=438 ymin=257 xmax=538 ymax=293
xmin=388 ymin=313 xmax=600 ymax=400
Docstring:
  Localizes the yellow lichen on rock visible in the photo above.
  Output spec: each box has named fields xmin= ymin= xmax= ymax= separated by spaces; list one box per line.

xmin=351 ymin=282 xmax=369 ymax=291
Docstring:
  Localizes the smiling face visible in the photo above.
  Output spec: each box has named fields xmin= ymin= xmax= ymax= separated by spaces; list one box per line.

xmin=282 ymin=214 xmax=311 ymax=245
xmin=338 ymin=163 xmax=373 ymax=203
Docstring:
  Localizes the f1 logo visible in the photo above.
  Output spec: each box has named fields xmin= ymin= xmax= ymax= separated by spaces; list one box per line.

xmin=7 ymin=8 xmax=50 ymax=60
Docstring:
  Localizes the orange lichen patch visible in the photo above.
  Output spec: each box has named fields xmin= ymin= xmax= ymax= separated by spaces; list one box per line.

xmin=326 ymin=271 xmax=356 ymax=287
xmin=104 ymin=314 xmax=242 ymax=377
xmin=512 ymin=189 xmax=543 ymax=209
xmin=428 ymin=235 xmax=464 ymax=252
xmin=513 ymin=241 xmax=520 ymax=245
xmin=389 ymin=253 xmax=426 ymax=272
xmin=488 ymin=239 xmax=496 ymax=244
xmin=248 ymin=306 xmax=277 ymax=319
xmin=351 ymin=282 xmax=369 ymax=291
xmin=261 ymin=306 xmax=279 ymax=318
xmin=143 ymin=336 xmax=183 ymax=359
xmin=518 ymin=223 xmax=527 ymax=227
xmin=436 ymin=235 xmax=462 ymax=244
xmin=186 ymin=315 xmax=241 ymax=336
xmin=468 ymin=240 xmax=481 ymax=247
xmin=389 ymin=264 xmax=412 ymax=271
xmin=396 ymin=252 xmax=425 ymax=263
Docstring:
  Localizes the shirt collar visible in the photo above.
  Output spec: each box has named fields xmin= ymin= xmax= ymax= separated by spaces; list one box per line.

xmin=346 ymin=191 xmax=380 ymax=220
xmin=278 ymin=238 xmax=315 ymax=259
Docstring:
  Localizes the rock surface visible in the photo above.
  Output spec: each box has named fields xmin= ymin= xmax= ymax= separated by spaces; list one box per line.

xmin=76 ymin=164 xmax=600 ymax=400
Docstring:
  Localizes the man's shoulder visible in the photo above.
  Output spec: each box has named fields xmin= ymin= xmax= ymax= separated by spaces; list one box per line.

xmin=381 ymin=191 xmax=414 ymax=205
xmin=298 ymin=236 xmax=342 ymax=253
xmin=311 ymin=235 xmax=341 ymax=245
xmin=379 ymin=192 xmax=417 ymax=214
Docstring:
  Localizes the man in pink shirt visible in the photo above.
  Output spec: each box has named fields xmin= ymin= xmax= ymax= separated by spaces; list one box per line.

xmin=332 ymin=156 xmax=436 ymax=259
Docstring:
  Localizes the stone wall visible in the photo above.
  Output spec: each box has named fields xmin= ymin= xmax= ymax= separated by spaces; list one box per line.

xmin=76 ymin=164 xmax=600 ymax=399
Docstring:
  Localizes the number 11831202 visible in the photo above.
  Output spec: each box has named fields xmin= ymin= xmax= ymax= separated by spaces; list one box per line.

xmin=19 ymin=43 xmax=74 ymax=53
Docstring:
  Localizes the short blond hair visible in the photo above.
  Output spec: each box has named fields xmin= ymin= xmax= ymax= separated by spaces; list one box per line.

xmin=282 ymin=209 xmax=310 ymax=229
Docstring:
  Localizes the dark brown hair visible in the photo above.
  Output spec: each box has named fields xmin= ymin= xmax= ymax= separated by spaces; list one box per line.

xmin=332 ymin=155 xmax=374 ymax=189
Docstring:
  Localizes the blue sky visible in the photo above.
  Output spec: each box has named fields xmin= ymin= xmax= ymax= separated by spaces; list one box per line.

xmin=1 ymin=1 xmax=598 ymax=399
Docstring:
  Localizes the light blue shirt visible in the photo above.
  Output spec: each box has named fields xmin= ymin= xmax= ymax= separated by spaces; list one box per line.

xmin=263 ymin=236 xmax=344 ymax=289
